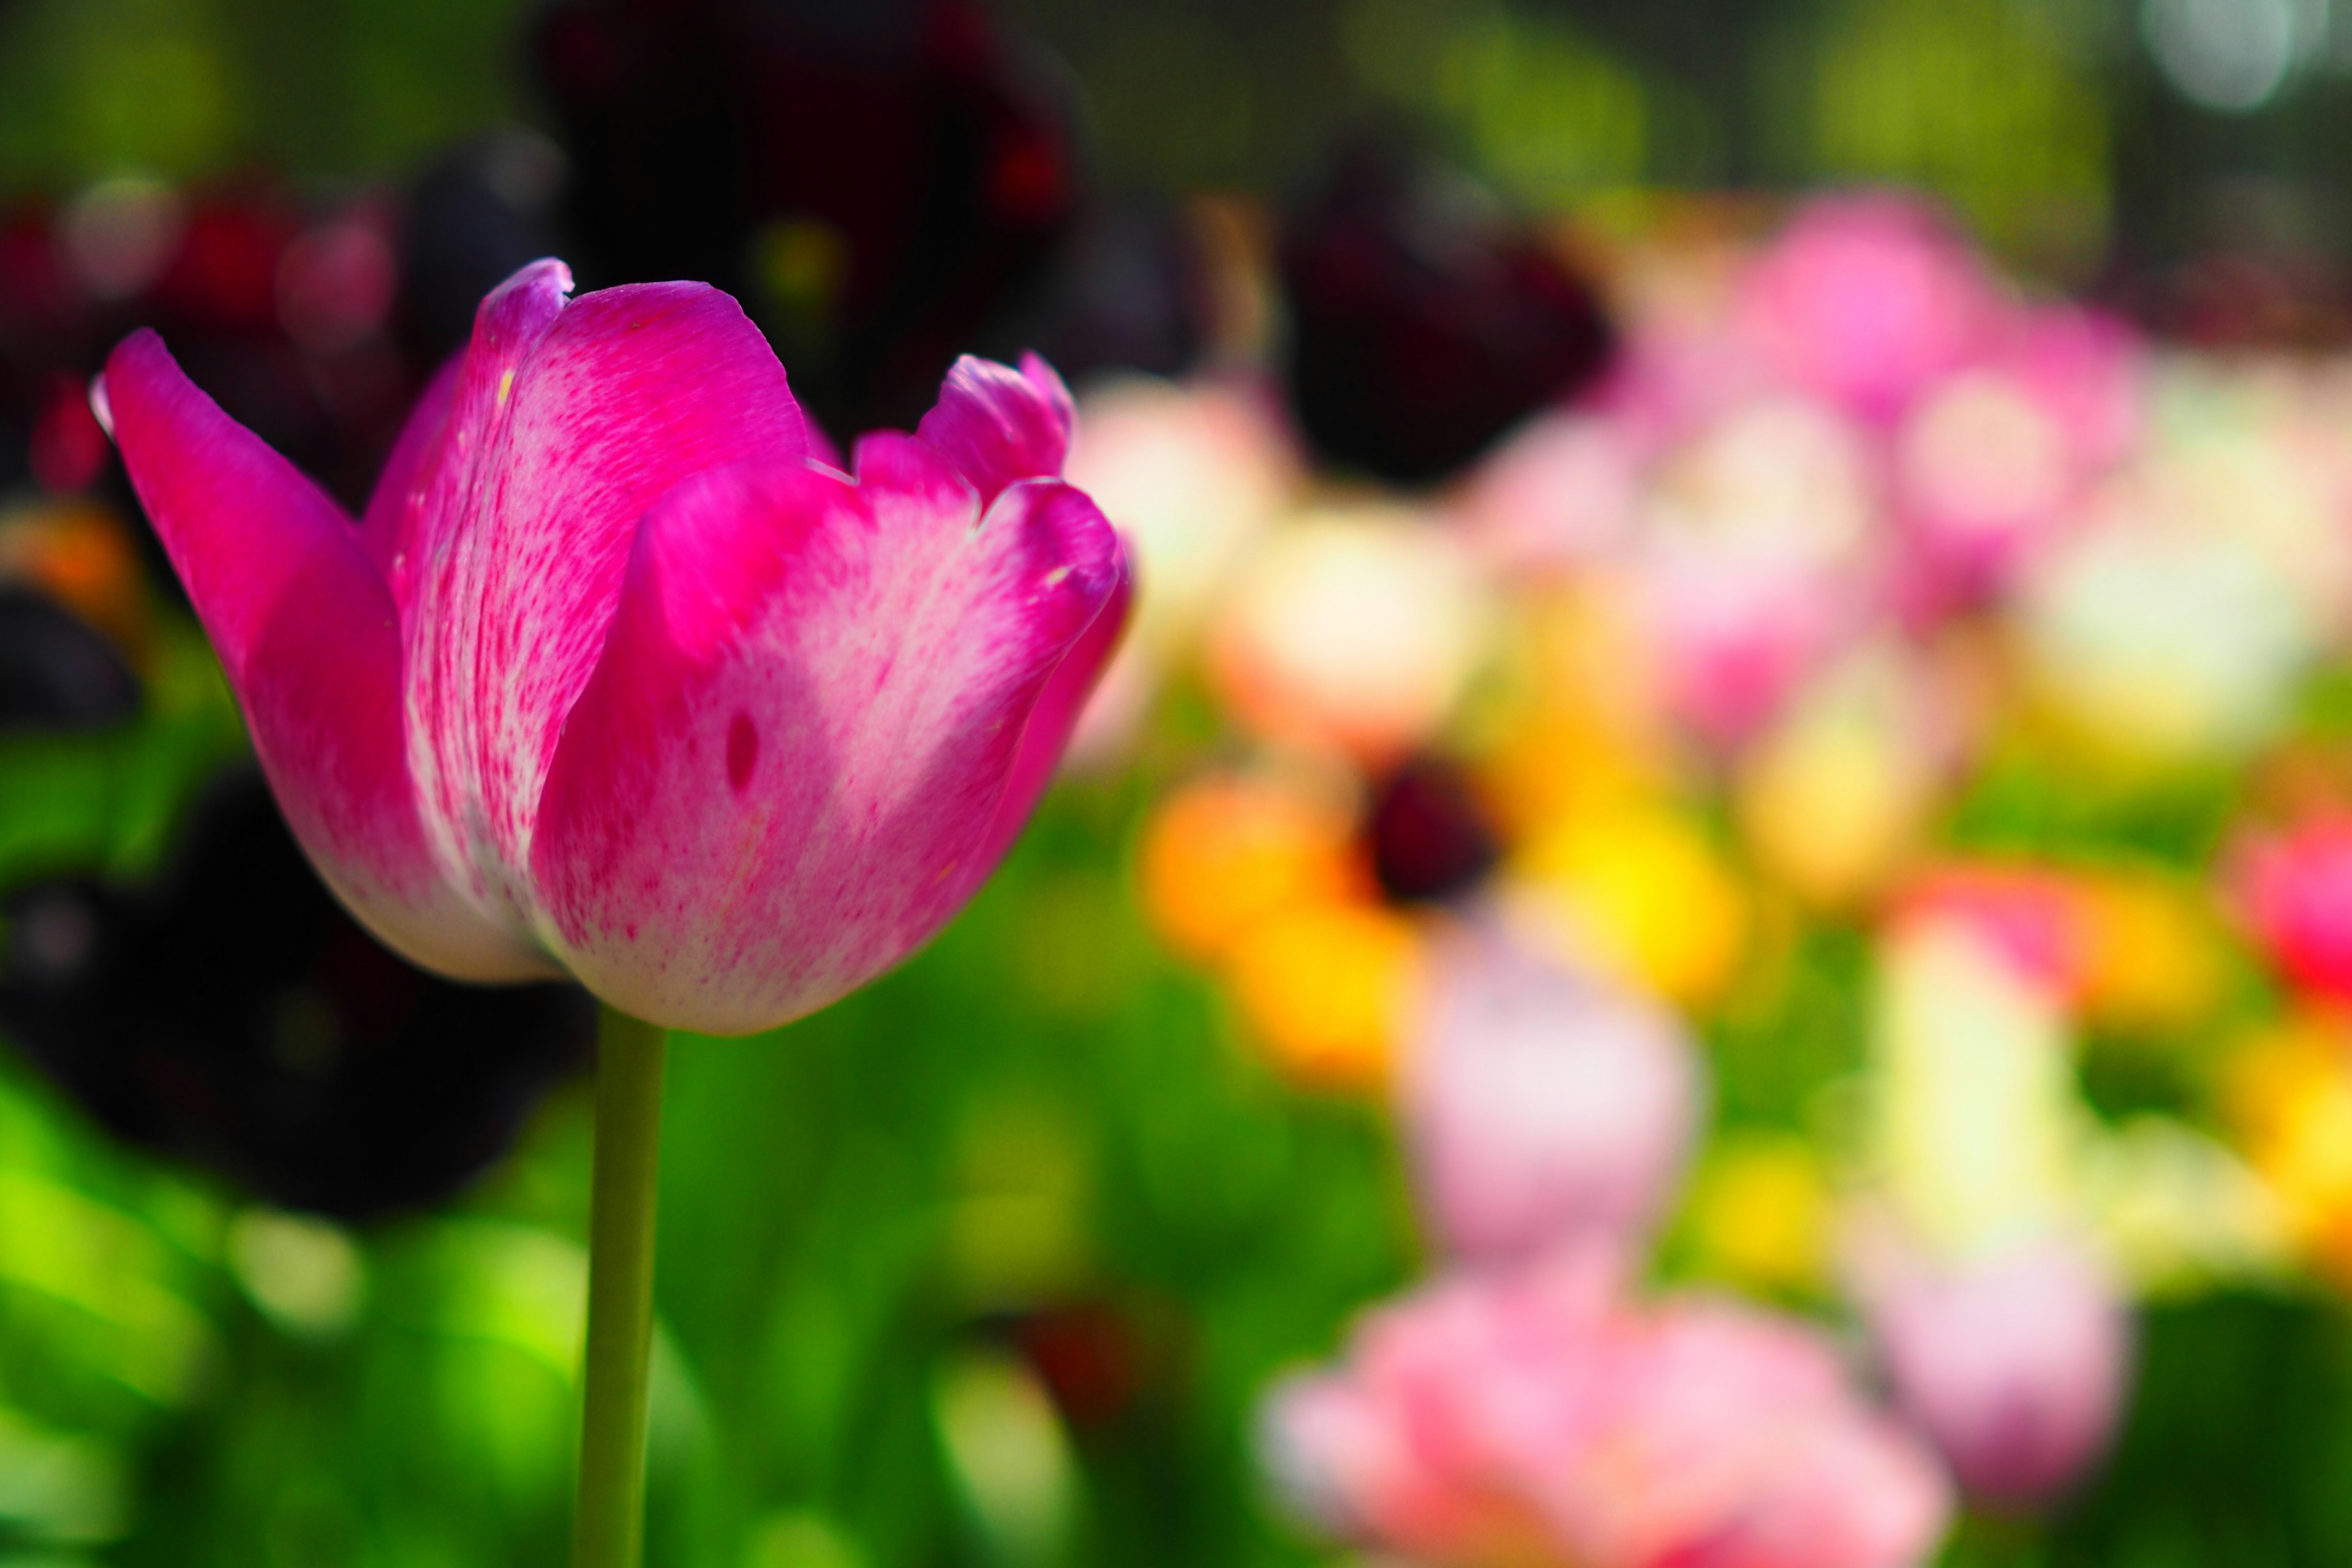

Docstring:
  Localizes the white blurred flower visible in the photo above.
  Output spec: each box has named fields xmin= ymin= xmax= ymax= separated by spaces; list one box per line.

xmin=1062 ymin=374 xmax=1297 ymax=761
xmin=1869 ymin=921 xmax=2086 ymax=1259
xmin=2019 ymin=513 xmax=2313 ymax=768
xmin=1206 ymin=504 xmax=1491 ymax=763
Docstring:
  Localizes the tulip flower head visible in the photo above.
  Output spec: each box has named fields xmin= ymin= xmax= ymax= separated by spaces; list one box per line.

xmin=1735 ymin=193 xmax=2003 ymax=423
xmin=1403 ymin=932 xmax=1702 ymax=1264
xmin=1856 ymin=1234 xmax=2131 ymax=1508
xmin=1261 ymin=1250 xmax=1953 ymax=1568
xmin=2231 ymin=814 xmax=2352 ymax=1008
xmin=98 ymin=259 xmax=1128 ymax=1035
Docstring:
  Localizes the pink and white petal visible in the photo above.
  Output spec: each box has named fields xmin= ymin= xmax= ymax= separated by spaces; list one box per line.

xmin=358 ymin=353 xmax=461 ymax=586
xmin=949 ymin=519 xmax=1131 ymax=905
xmin=101 ymin=331 xmax=553 ymax=981
xmin=913 ymin=352 xmax=1076 ymax=506
xmin=528 ymin=437 xmax=1122 ymax=1034
xmin=402 ymin=271 xmax=809 ymax=923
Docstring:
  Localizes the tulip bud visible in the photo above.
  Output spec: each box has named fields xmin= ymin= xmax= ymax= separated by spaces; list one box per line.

xmin=1261 ymin=1250 xmax=1953 ymax=1568
xmin=1403 ymin=932 xmax=1701 ymax=1263
xmin=1861 ymin=1236 xmax=2132 ymax=1508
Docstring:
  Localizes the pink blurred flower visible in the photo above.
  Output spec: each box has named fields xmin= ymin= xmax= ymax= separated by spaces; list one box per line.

xmin=1403 ymin=930 xmax=1702 ymax=1264
xmin=1629 ymin=396 xmax=1879 ymax=748
xmin=1262 ymin=1250 xmax=1953 ymax=1568
xmin=1896 ymin=864 xmax=2089 ymax=1002
xmin=99 ymin=258 xmax=1129 ymax=1034
xmin=1449 ymin=411 xmax=1644 ymax=575
xmin=1736 ymin=194 xmax=2007 ymax=424
xmin=1891 ymin=307 xmax=2143 ymax=615
xmin=1856 ymin=1234 xmax=2131 ymax=1508
xmin=2231 ymin=815 xmax=2352 ymax=1006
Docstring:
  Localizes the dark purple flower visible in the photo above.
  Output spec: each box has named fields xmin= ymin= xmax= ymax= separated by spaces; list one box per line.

xmin=1279 ymin=139 xmax=1615 ymax=486
xmin=0 ymin=771 xmax=595 ymax=1221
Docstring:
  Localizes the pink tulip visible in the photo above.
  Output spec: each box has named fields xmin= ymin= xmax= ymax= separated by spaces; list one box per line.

xmin=1403 ymin=932 xmax=1702 ymax=1264
xmin=1890 ymin=307 xmax=2143 ymax=616
xmin=97 ymin=258 xmax=1128 ymax=1035
xmin=1858 ymin=1235 xmax=2131 ymax=1507
xmin=2231 ymin=815 xmax=2352 ymax=1006
xmin=1736 ymin=194 xmax=2006 ymax=424
xmin=1895 ymin=864 xmax=2089 ymax=1003
xmin=1262 ymin=1250 xmax=1952 ymax=1568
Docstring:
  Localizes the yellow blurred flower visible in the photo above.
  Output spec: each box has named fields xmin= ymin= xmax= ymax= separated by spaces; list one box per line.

xmin=1686 ymin=1132 xmax=1834 ymax=1295
xmin=2073 ymin=867 xmax=2227 ymax=1038
xmin=1226 ymin=902 xmax=1423 ymax=1095
xmin=1507 ymin=806 xmax=1748 ymax=1008
xmin=1471 ymin=586 xmax=1672 ymax=841
xmin=1735 ymin=652 xmax=1949 ymax=913
xmin=2220 ymin=1015 xmax=2352 ymax=1286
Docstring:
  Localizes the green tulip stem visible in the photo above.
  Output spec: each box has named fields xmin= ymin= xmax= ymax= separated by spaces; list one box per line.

xmin=573 ymin=1005 xmax=669 ymax=1568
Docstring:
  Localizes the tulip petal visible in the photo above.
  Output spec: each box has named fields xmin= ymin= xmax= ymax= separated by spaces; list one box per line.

xmin=951 ymin=545 xmax=1131 ymax=905
xmin=914 ymin=352 xmax=1075 ymax=507
xmin=529 ymin=434 xmax=1121 ymax=1034
xmin=100 ymin=331 xmax=554 ymax=980
xmin=358 ymin=353 xmax=460 ymax=584
xmin=404 ymin=266 xmax=809 ymax=924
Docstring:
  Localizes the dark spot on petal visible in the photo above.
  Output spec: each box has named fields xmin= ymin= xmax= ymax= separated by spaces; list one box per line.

xmin=727 ymin=712 xmax=759 ymax=792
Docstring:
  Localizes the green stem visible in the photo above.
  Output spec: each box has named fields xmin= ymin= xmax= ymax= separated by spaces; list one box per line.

xmin=573 ymin=1005 xmax=669 ymax=1568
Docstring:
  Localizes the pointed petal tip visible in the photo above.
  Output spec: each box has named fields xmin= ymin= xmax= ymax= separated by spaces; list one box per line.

xmin=917 ymin=353 xmax=1078 ymax=507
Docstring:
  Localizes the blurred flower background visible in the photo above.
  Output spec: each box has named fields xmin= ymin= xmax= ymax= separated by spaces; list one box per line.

xmin=7 ymin=0 xmax=2352 ymax=1563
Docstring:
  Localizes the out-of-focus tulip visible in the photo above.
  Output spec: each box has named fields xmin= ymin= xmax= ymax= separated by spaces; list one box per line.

xmin=2018 ymin=514 xmax=2311 ymax=771
xmin=1895 ymin=372 xmax=2075 ymax=602
xmin=1135 ymin=771 xmax=1363 ymax=964
xmin=1449 ymin=411 xmax=1642 ymax=574
xmin=1890 ymin=307 xmax=2141 ymax=614
xmin=1226 ymin=900 xmax=1421 ymax=1094
xmin=2132 ymin=379 xmax=2352 ymax=636
xmin=2073 ymin=867 xmax=2227 ymax=1036
xmin=1629 ymin=396 xmax=1875 ymax=745
xmin=1508 ymin=806 xmax=1747 ymax=1009
xmin=1060 ymin=373 xmax=1294 ymax=761
xmin=1869 ymin=915 xmax=2084 ymax=1257
xmin=1261 ymin=1250 xmax=1952 ymax=1568
xmin=0 ymin=772 xmax=593 ymax=1220
xmin=2230 ymin=814 xmax=2352 ymax=1006
xmin=1735 ymin=194 xmax=2003 ymax=423
xmin=1365 ymin=757 xmax=1501 ymax=904
xmin=99 ymin=260 xmax=1128 ymax=1034
xmin=2220 ymin=1014 xmax=2352 ymax=1285
xmin=1853 ymin=1232 xmax=2130 ymax=1508
xmin=1896 ymin=862 xmax=2087 ymax=1001
xmin=0 ymin=502 xmax=152 ymax=669
xmin=2079 ymin=1115 xmax=2291 ymax=1295
xmin=1205 ymin=505 xmax=1489 ymax=764
xmin=1403 ymin=931 xmax=1702 ymax=1264
xmin=1473 ymin=584 xmax=1672 ymax=840
xmin=1686 ymin=1132 xmax=1836 ymax=1297
xmin=1278 ymin=139 xmax=1614 ymax=486
xmin=1736 ymin=647 xmax=1951 ymax=911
